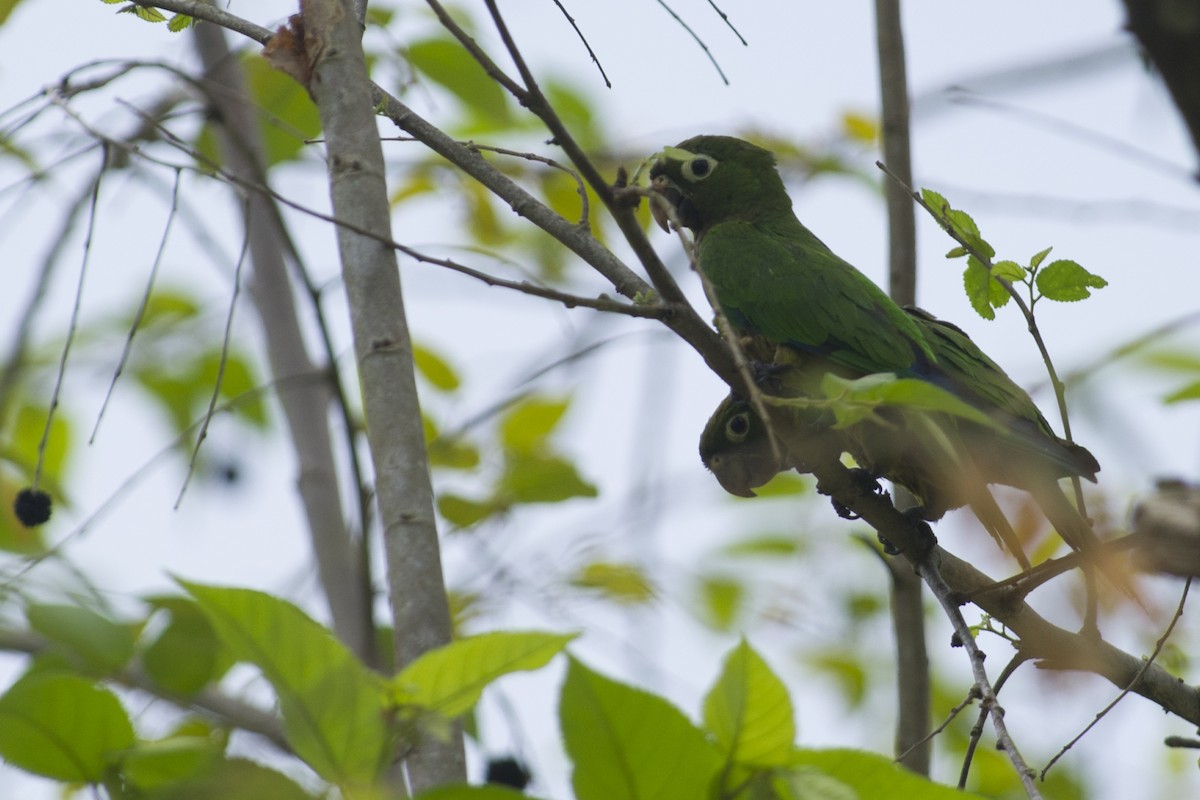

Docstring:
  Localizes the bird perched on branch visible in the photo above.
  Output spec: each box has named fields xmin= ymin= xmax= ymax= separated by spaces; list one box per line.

xmin=650 ymin=135 xmax=1103 ymax=569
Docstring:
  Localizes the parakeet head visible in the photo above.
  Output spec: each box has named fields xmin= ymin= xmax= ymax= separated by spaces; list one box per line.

xmin=649 ymin=135 xmax=793 ymax=234
xmin=699 ymin=395 xmax=785 ymax=497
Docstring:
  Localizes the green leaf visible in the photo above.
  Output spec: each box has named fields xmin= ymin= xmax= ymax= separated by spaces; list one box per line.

xmin=129 ymin=4 xmax=167 ymax=22
xmin=0 ymin=673 xmax=134 ymax=782
xmin=142 ymin=596 xmax=227 ymax=695
xmin=697 ymin=575 xmax=743 ymax=631
xmin=570 ymin=562 xmax=656 ymax=605
xmin=499 ymin=453 xmax=597 ymax=504
xmin=11 ymin=402 xmax=71 ymax=487
xmin=804 ymin=652 xmax=867 ymax=707
xmin=991 ymin=259 xmax=1026 ymax=283
xmin=961 ymin=256 xmax=1010 ymax=320
xmin=922 ymin=189 xmax=994 ymax=259
xmin=0 ymin=0 xmax=27 ymax=26
xmin=840 ymin=111 xmax=878 ymax=144
xmin=703 ymin=639 xmax=795 ymax=768
xmin=545 ymin=81 xmax=599 ymax=148
xmin=194 ymin=55 xmax=320 ymax=169
xmin=560 ymin=657 xmax=721 ymax=800
xmin=789 ymin=748 xmax=983 ymax=798
xmin=414 ymin=344 xmax=461 ymax=392
xmin=428 ymin=438 xmax=481 ymax=470
xmin=500 ymin=396 xmax=570 ymax=454
xmin=1141 ymin=350 xmax=1200 ymax=373
xmin=720 ymin=534 xmax=802 ymax=558
xmin=181 ymin=582 xmax=390 ymax=785
xmin=919 ymin=188 xmax=949 ymax=218
xmin=416 ymin=786 xmax=533 ymax=800
xmin=1035 ymin=259 xmax=1107 ymax=302
xmin=944 ymin=246 xmax=968 ymax=259
xmin=821 ymin=373 xmax=1002 ymax=432
xmin=146 ymin=756 xmax=318 ymax=800
xmin=749 ymin=471 xmax=808 ymax=497
xmin=437 ymin=493 xmax=496 ymax=527
xmin=26 ymin=603 xmax=136 ymax=673
xmin=201 ymin=350 xmax=267 ymax=429
xmin=167 ymin=12 xmax=194 ymax=31
xmin=242 ymin=55 xmax=321 ymax=166
xmin=1164 ymin=380 xmax=1200 ymax=405
xmin=776 ymin=766 xmax=857 ymax=800
xmin=407 ymin=38 xmax=510 ymax=122
xmin=122 ymin=734 xmax=223 ymax=790
xmin=1030 ymin=246 xmax=1053 ymax=269
xmin=394 ymin=631 xmax=575 ymax=718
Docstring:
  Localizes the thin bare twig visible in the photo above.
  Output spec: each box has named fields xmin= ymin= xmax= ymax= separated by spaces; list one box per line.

xmin=959 ymin=653 xmax=1029 ymax=788
xmin=917 ymin=557 xmax=1042 ymax=798
xmin=705 ymin=0 xmax=747 ymax=45
xmin=90 ymin=167 xmax=182 ymax=444
xmin=652 ymin=0 xmax=730 ymax=85
xmin=174 ymin=196 xmax=250 ymax=509
xmin=549 ymin=0 xmax=611 ymax=88
xmin=379 ymin=135 xmax=591 ymax=228
xmin=108 ymin=103 xmax=662 ymax=320
xmin=895 ymin=685 xmax=978 ymax=765
xmin=478 ymin=0 xmax=694 ymax=307
xmin=1041 ymin=577 xmax=1193 ymax=779
xmin=32 ymin=147 xmax=106 ymax=489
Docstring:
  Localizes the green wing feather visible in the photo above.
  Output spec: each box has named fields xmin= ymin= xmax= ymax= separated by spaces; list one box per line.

xmin=699 ymin=219 xmax=932 ymax=376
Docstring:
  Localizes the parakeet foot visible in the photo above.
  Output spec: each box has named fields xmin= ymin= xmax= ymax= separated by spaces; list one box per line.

xmin=830 ymin=468 xmax=884 ymax=520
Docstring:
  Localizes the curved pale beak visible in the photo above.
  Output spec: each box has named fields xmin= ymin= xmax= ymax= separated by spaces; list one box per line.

xmin=649 ymin=174 xmax=682 ymax=233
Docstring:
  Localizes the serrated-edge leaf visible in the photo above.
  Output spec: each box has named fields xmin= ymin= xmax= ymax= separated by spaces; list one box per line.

xmin=0 ymin=673 xmax=134 ymax=782
xmin=1035 ymin=259 xmax=1108 ymax=303
xmin=167 ymin=13 xmax=194 ymax=31
xmin=1030 ymin=246 xmax=1053 ymax=269
xmin=703 ymin=639 xmax=795 ymax=768
xmin=560 ymin=657 xmax=720 ymax=800
xmin=181 ymin=582 xmax=389 ymax=785
xmin=920 ymin=188 xmax=949 ymax=219
xmin=991 ymin=260 xmax=1026 ymax=282
xmin=963 ymin=258 xmax=996 ymax=320
xmin=394 ymin=631 xmax=576 ymax=717
xmin=132 ymin=4 xmax=167 ymax=21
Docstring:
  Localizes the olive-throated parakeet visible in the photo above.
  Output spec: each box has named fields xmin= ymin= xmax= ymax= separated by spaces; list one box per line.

xmin=650 ymin=135 xmax=1102 ymax=563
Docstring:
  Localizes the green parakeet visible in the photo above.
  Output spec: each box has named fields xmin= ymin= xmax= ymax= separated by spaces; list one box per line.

xmin=699 ymin=307 xmax=1104 ymax=568
xmin=652 ymin=135 xmax=1102 ymax=563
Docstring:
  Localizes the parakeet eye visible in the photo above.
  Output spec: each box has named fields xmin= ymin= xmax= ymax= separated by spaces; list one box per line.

xmin=725 ymin=412 xmax=751 ymax=443
xmin=682 ymin=155 xmax=717 ymax=182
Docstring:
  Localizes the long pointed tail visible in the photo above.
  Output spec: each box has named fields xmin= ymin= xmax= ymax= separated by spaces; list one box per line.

xmin=967 ymin=490 xmax=1032 ymax=572
xmin=1033 ymin=480 xmax=1138 ymax=600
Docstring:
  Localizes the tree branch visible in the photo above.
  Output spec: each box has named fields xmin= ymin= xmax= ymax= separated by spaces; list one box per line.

xmin=284 ymin=0 xmax=464 ymax=788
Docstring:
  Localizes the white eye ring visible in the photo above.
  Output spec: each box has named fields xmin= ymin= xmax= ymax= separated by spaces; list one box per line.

xmin=682 ymin=155 xmax=717 ymax=182
xmin=725 ymin=412 xmax=751 ymax=443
